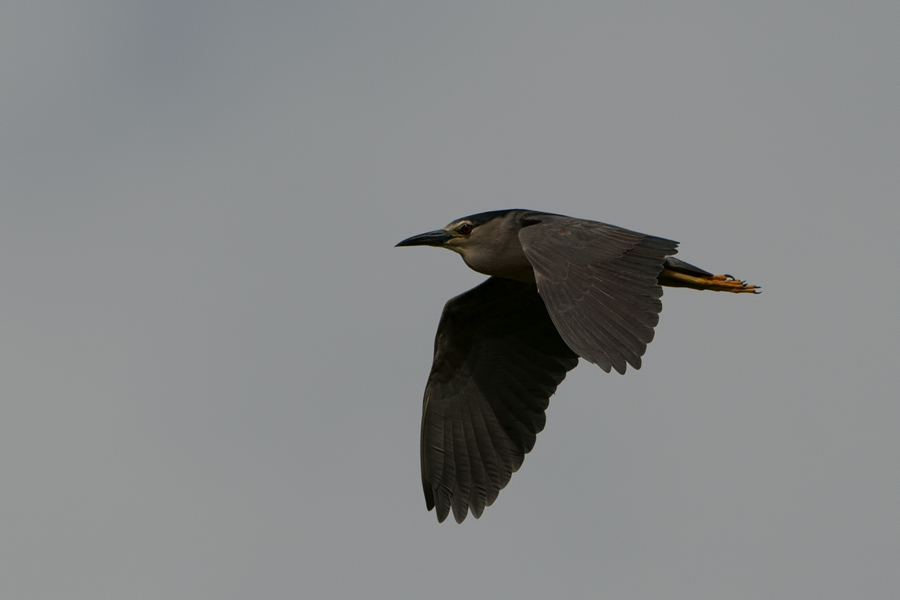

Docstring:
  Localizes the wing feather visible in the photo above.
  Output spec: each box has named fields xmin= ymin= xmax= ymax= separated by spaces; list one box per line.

xmin=518 ymin=214 xmax=678 ymax=374
xmin=421 ymin=277 xmax=578 ymax=522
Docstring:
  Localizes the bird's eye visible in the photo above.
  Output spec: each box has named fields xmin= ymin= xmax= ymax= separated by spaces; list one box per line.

xmin=458 ymin=224 xmax=473 ymax=235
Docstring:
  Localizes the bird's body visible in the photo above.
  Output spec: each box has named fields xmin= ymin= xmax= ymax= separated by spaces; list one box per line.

xmin=397 ymin=209 xmax=758 ymax=523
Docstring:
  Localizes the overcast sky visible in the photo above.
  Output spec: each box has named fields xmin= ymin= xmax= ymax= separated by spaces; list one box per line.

xmin=2 ymin=2 xmax=898 ymax=598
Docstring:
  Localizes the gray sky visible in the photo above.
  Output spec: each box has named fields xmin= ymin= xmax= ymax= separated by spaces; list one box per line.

xmin=2 ymin=2 xmax=898 ymax=598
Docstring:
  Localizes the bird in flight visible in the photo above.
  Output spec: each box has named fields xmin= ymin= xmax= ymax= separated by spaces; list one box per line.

xmin=397 ymin=209 xmax=758 ymax=523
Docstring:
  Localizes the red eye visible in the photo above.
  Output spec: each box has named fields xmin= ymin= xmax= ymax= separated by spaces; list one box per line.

xmin=458 ymin=224 xmax=472 ymax=235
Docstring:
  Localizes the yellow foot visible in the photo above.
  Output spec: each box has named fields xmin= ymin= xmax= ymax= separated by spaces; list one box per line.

xmin=704 ymin=274 xmax=760 ymax=293
xmin=659 ymin=269 xmax=761 ymax=293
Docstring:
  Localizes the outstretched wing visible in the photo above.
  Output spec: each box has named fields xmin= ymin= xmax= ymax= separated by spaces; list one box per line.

xmin=518 ymin=214 xmax=679 ymax=374
xmin=422 ymin=277 xmax=579 ymax=523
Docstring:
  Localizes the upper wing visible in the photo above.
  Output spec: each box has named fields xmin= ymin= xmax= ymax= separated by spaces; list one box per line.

xmin=421 ymin=277 xmax=578 ymax=523
xmin=518 ymin=214 xmax=679 ymax=374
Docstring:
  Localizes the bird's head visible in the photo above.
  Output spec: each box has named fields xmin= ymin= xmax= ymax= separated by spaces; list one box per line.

xmin=395 ymin=210 xmax=538 ymax=282
xmin=395 ymin=210 xmax=517 ymax=256
xmin=394 ymin=219 xmax=474 ymax=254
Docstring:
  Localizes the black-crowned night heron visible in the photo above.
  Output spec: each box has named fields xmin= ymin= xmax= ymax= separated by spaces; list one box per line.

xmin=397 ymin=209 xmax=758 ymax=523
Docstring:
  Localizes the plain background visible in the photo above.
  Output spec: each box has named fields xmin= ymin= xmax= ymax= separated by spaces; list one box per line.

xmin=2 ymin=2 xmax=898 ymax=598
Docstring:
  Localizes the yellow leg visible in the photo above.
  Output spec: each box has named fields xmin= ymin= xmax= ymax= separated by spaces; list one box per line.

xmin=658 ymin=269 xmax=760 ymax=293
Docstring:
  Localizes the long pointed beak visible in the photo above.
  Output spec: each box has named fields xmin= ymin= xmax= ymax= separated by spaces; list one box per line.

xmin=395 ymin=229 xmax=453 ymax=247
